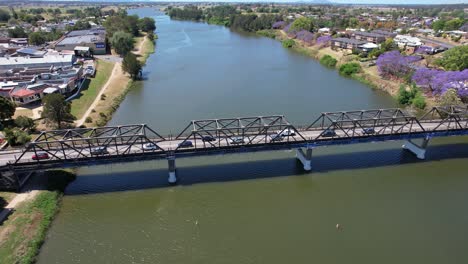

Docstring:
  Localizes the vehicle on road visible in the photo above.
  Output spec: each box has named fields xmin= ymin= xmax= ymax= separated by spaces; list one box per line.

xmin=363 ymin=128 xmax=375 ymax=135
xmin=32 ymin=152 xmax=49 ymax=160
xmin=178 ymin=140 xmax=193 ymax=148
xmin=322 ymin=129 xmax=336 ymax=137
xmin=277 ymin=128 xmax=296 ymax=137
xmin=90 ymin=146 xmax=108 ymax=155
xmin=143 ymin=143 xmax=158 ymax=151
xmin=230 ymin=137 xmax=245 ymax=144
xmin=201 ymin=135 xmax=216 ymax=142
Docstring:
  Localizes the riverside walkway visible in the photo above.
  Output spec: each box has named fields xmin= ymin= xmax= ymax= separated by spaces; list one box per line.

xmin=0 ymin=105 xmax=467 ymax=184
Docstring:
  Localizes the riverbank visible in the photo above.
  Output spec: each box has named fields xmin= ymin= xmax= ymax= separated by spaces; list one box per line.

xmin=78 ymin=33 xmax=155 ymax=127
xmin=0 ymin=170 xmax=76 ymax=264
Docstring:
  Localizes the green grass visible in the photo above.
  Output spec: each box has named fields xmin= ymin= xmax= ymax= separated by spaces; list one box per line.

xmin=70 ymin=60 xmax=114 ymax=118
xmin=0 ymin=170 xmax=75 ymax=264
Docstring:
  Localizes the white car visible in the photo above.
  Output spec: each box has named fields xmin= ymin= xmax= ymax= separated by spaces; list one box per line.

xmin=143 ymin=143 xmax=158 ymax=151
xmin=277 ymin=128 xmax=296 ymax=137
xmin=85 ymin=65 xmax=95 ymax=77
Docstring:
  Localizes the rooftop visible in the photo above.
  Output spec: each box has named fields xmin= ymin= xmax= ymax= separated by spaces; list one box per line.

xmin=56 ymin=34 xmax=105 ymax=46
xmin=332 ymin=38 xmax=367 ymax=45
xmin=0 ymin=54 xmax=74 ymax=67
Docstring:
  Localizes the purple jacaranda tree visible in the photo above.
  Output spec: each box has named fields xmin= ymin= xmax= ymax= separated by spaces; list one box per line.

xmin=272 ymin=21 xmax=286 ymax=29
xmin=376 ymin=50 xmax=419 ymax=79
xmin=316 ymin=35 xmax=331 ymax=47
xmin=296 ymin=30 xmax=314 ymax=45
xmin=412 ymin=68 xmax=468 ymax=98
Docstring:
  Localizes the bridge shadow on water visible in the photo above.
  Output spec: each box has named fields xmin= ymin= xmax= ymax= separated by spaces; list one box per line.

xmin=64 ymin=143 xmax=468 ymax=195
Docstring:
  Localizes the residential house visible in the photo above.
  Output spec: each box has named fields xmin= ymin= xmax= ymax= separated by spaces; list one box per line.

xmin=9 ymin=83 xmax=49 ymax=105
xmin=351 ymin=31 xmax=386 ymax=44
xmin=331 ymin=38 xmax=366 ymax=52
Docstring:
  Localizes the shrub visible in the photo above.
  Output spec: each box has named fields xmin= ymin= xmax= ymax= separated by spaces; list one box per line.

xmin=99 ymin=112 xmax=107 ymax=118
xmin=85 ymin=116 xmax=93 ymax=123
xmin=14 ymin=116 xmax=36 ymax=131
xmin=282 ymin=39 xmax=295 ymax=48
xmin=339 ymin=62 xmax=361 ymax=76
xmin=320 ymin=55 xmax=337 ymax=68
xmin=100 ymin=94 xmax=106 ymax=100
xmin=4 ymin=128 xmax=31 ymax=146
xmin=412 ymin=94 xmax=426 ymax=109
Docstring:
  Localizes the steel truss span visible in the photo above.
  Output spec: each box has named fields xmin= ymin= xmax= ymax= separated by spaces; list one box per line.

xmin=3 ymin=105 xmax=468 ymax=172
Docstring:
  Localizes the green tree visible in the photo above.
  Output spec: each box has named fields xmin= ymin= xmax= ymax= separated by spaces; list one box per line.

xmin=444 ymin=18 xmax=464 ymax=31
xmin=289 ymin=17 xmax=315 ymax=32
xmin=8 ymin=26 xmax=27 ymax=38
xmin=431 ymin=19 xmax=445 ymax=31
xmin=122 ymin=52 xmax=142 ymax=80
xmin=14 ymin=116 xmax=35 ymax=131
xmin=4 ymin=128 xmax=31 ymax=146
xmin=28 ymin=31 xmax=47 ymax=45
xmin=0 ymin=9 xmax=11 ymax=22
xmin=138 ymin=17 xmax=156 ymax=32
xmin=41 ymin=94 xmax=75 ymax=129
xmin=110 ymin=31 xmax=134 ymax=56
xmin=282 ymin=39 xmax=295 ymax=48
xmin=339 ymin=62 xmax=361 ymax=76
xmin=436 ymin=45 xmax=468 ymax=71
xmin=319 ymin=55 xmax=337 ymax=68
xmin=0 ymin=96 xmax=15 ymax=120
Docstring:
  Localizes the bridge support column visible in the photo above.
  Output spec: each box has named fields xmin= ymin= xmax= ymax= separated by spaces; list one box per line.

xmin=402 ymin=137 xmax=430 ymax=159
xmin=167 ymin=156 xmax=177 ymax=184
xmin=296 ymin=147 xmax=313 ymax=171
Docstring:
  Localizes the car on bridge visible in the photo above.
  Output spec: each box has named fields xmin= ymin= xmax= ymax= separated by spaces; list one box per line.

xmin=32 ymin=152 xmax=49 ymax=160
xmin=201 ymin=135 xmax=216 ymax=142
xmin=363 ymin=128 xmax=375 ymax=135
xmin=230 ymin=137 xmax=245 ymax=144
xmin=143 ymin=143 xmax=158 ymax=151
xmin=90 ymin=146 xmax=108 ymax=155
xmin=277 ymin=128 xmax=296 ymax=137
xmin=178 ymin=140 xmax=193 ymax=148
xmin=322 ymin=129 xmax=336 ymax=137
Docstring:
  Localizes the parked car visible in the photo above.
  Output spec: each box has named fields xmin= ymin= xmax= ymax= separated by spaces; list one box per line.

xmin=277 ymin=128 xmax=296 ymax=137
xmin=90 ymin=146 xmax=108 ymax=155
xmin=85 ymin=65 xmax=95 ymax=77
xmin=363 ymin=128 xmax=375 ymax=135
xmin=32 ymin=152 xmax=49 ymax=160
xmin=201 ymin=135 xmax=216 ymax=142
xmin=230 ymin=137 xmax=245 ymax=144
xmin=178 ymin=140 xmax=193 ymax=148
xmin=143 ymin=143 xmax=158 ymax=151
xmin=322 ymin=129 xmax=336 ymax=137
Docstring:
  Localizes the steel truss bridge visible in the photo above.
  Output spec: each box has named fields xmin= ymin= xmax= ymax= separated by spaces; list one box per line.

xmin=1 ymin=105 xmax=468 ymax=183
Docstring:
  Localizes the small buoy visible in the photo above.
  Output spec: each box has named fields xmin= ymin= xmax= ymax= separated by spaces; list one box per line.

xmin=336 ymin=224 xmax=341 ymax=230
xmin=195 ymin=220 xmax=198 ymax=225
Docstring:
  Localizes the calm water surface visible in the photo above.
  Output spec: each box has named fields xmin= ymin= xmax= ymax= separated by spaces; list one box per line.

xmin=36 ymin=8 xmax=468 ymax=264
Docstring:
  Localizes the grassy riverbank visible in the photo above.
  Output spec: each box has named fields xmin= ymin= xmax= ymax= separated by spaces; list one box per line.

xmin=70 ymin=60 xmax=114 ymax=118
xmin=0 ymin=170 xmax=76 ymax=264
xmin=89 ymin=35 xmax=155 ymax=127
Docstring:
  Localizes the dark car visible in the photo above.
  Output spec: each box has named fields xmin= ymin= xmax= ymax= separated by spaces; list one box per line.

xmin=201 ymin=135 xmax=216 ymax=142
xmin=178 ymin=140 xmax=193 ymax=148
xmin=363 ymin=128 xmax=375 ymax=135
xmin=322 ymin=129 xmax=336 ymax=137
xmin=32 ymin=152 xmax=49 ymax=160
xmin=90 ymin=146 xmax=108 ymax=155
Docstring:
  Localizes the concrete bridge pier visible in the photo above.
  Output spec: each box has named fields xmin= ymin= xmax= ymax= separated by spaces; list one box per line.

xmin=402 ymin=137 xmax=430 ymax=159
xmin=296 ymin=147 xmax=313 ymax=171
xmin=167 ymin=156 xmax=177 ymax=184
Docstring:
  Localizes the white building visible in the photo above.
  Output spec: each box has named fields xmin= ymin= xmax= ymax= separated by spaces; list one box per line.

xmin=0 ymin=54 xmax=74 ymax=70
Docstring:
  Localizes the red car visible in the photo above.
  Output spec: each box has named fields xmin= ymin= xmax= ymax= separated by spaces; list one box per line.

xmin=32 ymin=152 xmax=49 ymax=160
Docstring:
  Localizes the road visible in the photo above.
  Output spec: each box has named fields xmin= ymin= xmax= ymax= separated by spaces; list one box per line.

xmin=418 ymin=36 xmax=456 ymax=49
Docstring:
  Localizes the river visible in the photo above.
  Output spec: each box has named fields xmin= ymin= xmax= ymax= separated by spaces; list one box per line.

xmin=36 ymin=8 xmax=468 ymax=264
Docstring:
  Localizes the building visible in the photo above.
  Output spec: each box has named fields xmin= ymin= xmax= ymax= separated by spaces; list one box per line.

xmin=372 ymin=29 xmax=397 ymax=38
xmin=394 ymin=35 xmax=423 ymax=48
xmin=331 ymin=38 xmax=366 ymax=51
xmin=0 ymin=54 xmax=75 ymax=70
xmin=351 ymin=31 xmax=386 ymax=44
xmin=9 ymin=83 xmax=49 ymax=105
xmin=54 ymin=28 xmax=107 ymax=55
